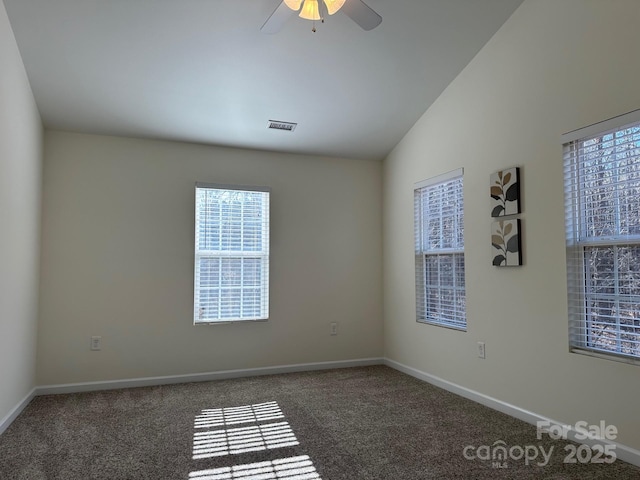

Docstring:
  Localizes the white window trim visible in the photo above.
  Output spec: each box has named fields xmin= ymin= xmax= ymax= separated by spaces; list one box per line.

xmin=561 ymin=109 xmax=640 ymax=144
xmin=414 ymin=168 xmax=464 ymax=190
xmin=563 ymin=109 xmax=640 ymax=365
xmin=194 ymin=183 xmax=270 ymax=325
xmin=414 ymin=168 xmax=466 ymax=331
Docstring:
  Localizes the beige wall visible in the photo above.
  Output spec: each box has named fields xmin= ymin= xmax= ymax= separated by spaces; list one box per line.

xmin=383 ymin=0 xmax=640 ymax=451
xmin=0 ymin=0 xmax=42 ymax=423
xmin=7 ymin=0 xmax=640 ymax=456
xmin=39 ymin=131 xmax=383 ymax=384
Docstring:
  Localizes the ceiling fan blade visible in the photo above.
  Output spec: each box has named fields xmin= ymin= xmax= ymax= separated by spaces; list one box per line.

xmin=340 ymin=0 xmax=382 ymax=31
xmin=261 ymin=1 xmax=295 ymax=34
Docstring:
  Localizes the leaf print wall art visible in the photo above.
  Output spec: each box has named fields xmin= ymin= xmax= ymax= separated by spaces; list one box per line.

xmin=490 ymin=167 xmax=520 ymax=217
xmin=492 ymin=219 xmax=522 ymax=266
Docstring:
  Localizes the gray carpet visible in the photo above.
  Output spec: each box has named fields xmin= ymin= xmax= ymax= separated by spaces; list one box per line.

xmin=0 ymin=366 xmax=638 ymax=479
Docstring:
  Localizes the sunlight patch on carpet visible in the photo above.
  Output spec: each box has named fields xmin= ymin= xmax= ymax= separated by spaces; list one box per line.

xmin=195 ymin=402 xmax=284 ymax=428
xmin=192 ymin=421 xmax=299 ymax=459
xmin=189 ymin=455 xmax=321 ymax=480
xmin=191 ymin=401 xmax=322 ymax=478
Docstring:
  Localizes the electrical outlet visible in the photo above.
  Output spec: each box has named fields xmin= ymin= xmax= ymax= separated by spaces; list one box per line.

xmin=330 ymin=322 xmax=338 ymax=336
xmin=477 ymin=341 xmax=486 ymax=359
xmin=90 ymin=336 xmax=102 ymax=351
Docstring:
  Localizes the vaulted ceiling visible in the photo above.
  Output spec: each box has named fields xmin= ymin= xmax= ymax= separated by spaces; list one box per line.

xmin=4 ymin=0 xmax=523 ymax=160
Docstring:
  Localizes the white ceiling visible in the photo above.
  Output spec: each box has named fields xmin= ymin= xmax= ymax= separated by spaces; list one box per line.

xmin=4 ymin=0 xmax=523 ymax=160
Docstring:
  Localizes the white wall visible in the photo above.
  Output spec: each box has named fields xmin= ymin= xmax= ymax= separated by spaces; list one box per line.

xmin=39 ymin=131 xmax=383 ymax=385
xmin=0 ymin=0 xmax=42 ymax=424
xmin=383 ymin=0 xmax=640 ymax=451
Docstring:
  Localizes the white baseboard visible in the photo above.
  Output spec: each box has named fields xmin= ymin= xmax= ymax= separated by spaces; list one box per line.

xmin=384 ymin=358 xmax=640 ymax=468
xmin=0 ymin=388 xmax=37 ymax=436
xmin=6 ymin=358 xmax=640 ymax=468
xmin=36 ymin=357 xmax=384 ymax=395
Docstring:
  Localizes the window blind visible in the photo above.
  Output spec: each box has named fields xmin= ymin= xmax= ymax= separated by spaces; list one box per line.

xmin=563 ymin=112 xmax=640 ymax=361
xmin=414 ymin=169 xmax=466 ymax=330
xmin=194 ymin=184 xmax=270 ymax=323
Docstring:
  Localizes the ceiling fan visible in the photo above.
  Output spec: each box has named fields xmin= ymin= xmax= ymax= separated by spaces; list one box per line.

xmin=261 ymin=0 xmax=382 ymax=33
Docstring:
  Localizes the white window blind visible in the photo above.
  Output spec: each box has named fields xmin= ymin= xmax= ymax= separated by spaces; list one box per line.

xmin=414 ymin=169 xmax=466 ymax=330
xmin=194 ymin=184 xmax=270 ymax=324
xmin=563 ymin=111 xmax=640 ymax=362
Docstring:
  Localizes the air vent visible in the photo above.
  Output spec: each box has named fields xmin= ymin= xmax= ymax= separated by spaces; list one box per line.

xmin=268 ymin=120 xmax=297 ymax=132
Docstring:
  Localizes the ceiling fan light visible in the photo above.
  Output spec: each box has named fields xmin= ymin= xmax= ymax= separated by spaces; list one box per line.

xmin=323 ymin=0 xmax=346 ymax=15
xmin=299 ymin=0 xmax=321 ymax=20
xmin=283 ymin=0 xmax=303 ymax=11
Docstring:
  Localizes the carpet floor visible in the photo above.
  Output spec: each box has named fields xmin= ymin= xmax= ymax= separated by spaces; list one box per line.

xmin=0 ymin=365 xmax=638 ymax=479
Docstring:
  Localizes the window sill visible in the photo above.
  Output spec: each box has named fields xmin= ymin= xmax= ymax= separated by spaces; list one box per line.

xmin=417 ymin=319 xmax=467 ymax=332
xmin=194 ymin=318 xmax=269 ymax=326
xmin=570 ymin=347 xmax=640 ymax=367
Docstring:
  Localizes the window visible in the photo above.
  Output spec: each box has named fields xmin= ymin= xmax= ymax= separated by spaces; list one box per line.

xmin=414 ymin=169 xmax=466 ymax=330
xmin=194 ymin=184 xmax=270 ymax=324
xmin=563 ymin=110 xmax=640 ymax=362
